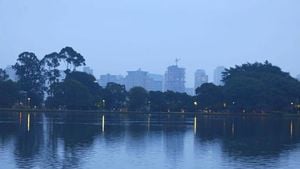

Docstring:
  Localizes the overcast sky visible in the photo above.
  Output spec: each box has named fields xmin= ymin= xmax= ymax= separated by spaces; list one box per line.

xmin=1 ymin=0 xmax=300 ymax=87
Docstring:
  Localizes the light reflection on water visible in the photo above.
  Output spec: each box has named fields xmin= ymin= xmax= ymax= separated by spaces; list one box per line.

xmin=0 ymin=112 xmax=300 ymax=169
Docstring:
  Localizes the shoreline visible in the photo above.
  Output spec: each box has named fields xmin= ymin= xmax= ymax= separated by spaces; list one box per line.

xmin=0 ymin=108 xmax=299 ymax=117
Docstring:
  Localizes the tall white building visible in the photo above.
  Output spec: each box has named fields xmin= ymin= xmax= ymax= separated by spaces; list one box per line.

xmin=214 ymin=66 xmax=225 ymax=86
xmin=164 ymin=65 xmax=185 ymax=93
xmin=194 ymin=69 xmax=208 ymax=89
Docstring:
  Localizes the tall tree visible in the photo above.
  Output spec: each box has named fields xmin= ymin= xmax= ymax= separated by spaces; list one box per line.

xmin=195 ymin=83 xmax=224 ymax=111
xmin=0 ymin=80 xmax=19 ymax=108
xmin=222 ymin=61 xmax=300 ymax=112
xmin=46 ymin=79 xmax=93 ymax=110
xmin=148 ymin=91 xmax=167 ymax=112
xmin=164 ymin=91 xmax=194 ymax=112
xmin=13 ymin=52 xmax=45 ymax=106
xmin=59 ymin=47 xmax=85 ymax=73
xmin=103 ymin=83 xmax=127 ymax=111
xmin=128 ymin=87 xmax=148 ymax=111
xmin=0 ymin=68 xmax=8 ymax=81
xmin=41 ymin=52 xmax=62 ymax=95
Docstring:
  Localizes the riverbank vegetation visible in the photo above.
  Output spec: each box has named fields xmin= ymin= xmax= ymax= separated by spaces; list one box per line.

xmin=1 ymin=47 xmax=300 ymax=113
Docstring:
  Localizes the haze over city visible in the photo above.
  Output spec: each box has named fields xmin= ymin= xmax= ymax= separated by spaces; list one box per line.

xmin=1 ymin=0 xmax=300 ymax=87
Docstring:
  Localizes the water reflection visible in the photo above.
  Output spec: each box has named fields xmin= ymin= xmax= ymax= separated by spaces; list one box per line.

xmin=0 ymin=112 xmax=300 ymax=169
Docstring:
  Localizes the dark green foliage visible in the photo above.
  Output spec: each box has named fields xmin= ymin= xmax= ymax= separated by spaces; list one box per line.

xmin=41 ymin=52 xmax=62 ymax=95
xmin=46 ymin=72 xmax=99 ymax=110
xmin=195 ymin=61 xmax=300 ymax=113
xmin=59 ymin=46 xmax=85 ymax=73
xmin=103 ymin=83 xmax=127 ymax=111
xmin=46 ymin=79 xmax=93 ymax=110
xmin=164 ymin=91 xmax=194 ymax=112
xmin=195 ymin=83 xmax=224 ymax=111
xmin=4 ymin=51 xmax=300 ymax=113
xmin=222 ymin=61 xmax=300 ymax=112
xmin=0 ymin=80 xmax=19 ymax=108
xmin=0 ymin=68 xmax=8 ymax=81
xmin=13 ymin=52 xmax=45 ymax=106
xmin=149 ymin=91 xmax=167 ymax=112
xmin=128 ymin=87 xmax=148 ymax=111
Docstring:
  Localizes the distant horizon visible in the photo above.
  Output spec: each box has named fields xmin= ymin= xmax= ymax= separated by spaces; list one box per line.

xmin=2 ymin=55 xmax=300 ymax=89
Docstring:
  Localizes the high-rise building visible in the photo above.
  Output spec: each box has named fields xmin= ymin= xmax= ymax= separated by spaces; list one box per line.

xmin=214 ymin=66 xmax=225 ymax=86
xmin=83 ymin=66 xmax=93 ymax=75
xmin=4 ymin=65 xmax=18 ymax=82
xmin=147 ymin=74 xmax=163 ymax=91
xmin=125 ymin=69 xmax=148 ymax=90
xmin=164 ymin=65 xmax=185 ymax=93
xmin=194 ymin=69 xmax=208 ymax=89
xmin=99 ymin=74 xmax=124 ymax=87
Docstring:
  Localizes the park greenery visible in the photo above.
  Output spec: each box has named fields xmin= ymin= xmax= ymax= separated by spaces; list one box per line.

xmin=1 ymin=47 xmax=300 ymax=113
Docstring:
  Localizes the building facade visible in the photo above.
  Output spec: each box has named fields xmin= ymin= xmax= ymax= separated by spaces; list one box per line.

xmin=214 ymin=66 xmax=225 ymax=86
xmin=147 ymin=74 xmax=163 ymax=91
xmin=164 ymin=65 xmax=185 ymax=93
xmin=125 ymin=69 xmax=148 ymax=90
xmin=99 ymin=74 xmax=125 ymax=87
xmin=194 ymin=69 xmax=208 ymax=89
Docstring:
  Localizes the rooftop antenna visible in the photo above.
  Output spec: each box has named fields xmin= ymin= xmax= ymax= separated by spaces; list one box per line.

xmin=175 ymin=58 xmax=180 ymax=66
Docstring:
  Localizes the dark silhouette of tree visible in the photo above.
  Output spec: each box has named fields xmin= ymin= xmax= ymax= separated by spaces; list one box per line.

xmin=103 ymin=82 xmax=127 ymax=111
xmin=0 ymin=80 xmax=19 ymax=108
xmin=149 ymin=91 xmax=167 ymax=112
xmin=46 ymin=71 xmax=101 ymax=110
xmin=46 ymin=79 xmax=93 ymax=110
xmin=128 ymin=87 xmax=148 ymax=111
xmin=0 ymin=68 xmax=8 ymax=81
xmin=222 ymin=61 xmax=300 ymax=112
xmin=164 ymin=91 xmax=194 ymax=112
xmin=59 ymin=47 xmax=85 ymax=73
xmin=195 ymin=83 xmax=224 ymax=111
xmin=13 ymin=52 xmax=45 ymax=107
xmin=41 ymin=52 xmax=63 ymax=96
xmin=66 ymin=71 xmax=102 ymax=108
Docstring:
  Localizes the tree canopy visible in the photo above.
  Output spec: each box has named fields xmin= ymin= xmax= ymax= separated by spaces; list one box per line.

xmin=2 ymin=52 xmax=300 ymax=114
xmin=195 ymin=61 xmax=300 ymax=113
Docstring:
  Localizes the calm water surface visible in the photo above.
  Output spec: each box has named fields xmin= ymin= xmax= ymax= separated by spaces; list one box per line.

xmin=1 ymin=111 xmax=300 ymax=169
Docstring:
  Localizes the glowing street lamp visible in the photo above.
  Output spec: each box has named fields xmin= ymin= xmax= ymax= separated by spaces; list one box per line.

xmin=27 ymin=98 xmax=31 ymax=108
xmin=102 ymin=99 xmax=106 ymax=109
xmin=194 ymin=101 xmax=198 ymax=112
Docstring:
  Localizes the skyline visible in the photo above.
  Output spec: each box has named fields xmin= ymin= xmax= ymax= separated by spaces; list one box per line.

xmin=1 ymin=0 xmax=300 ymax=87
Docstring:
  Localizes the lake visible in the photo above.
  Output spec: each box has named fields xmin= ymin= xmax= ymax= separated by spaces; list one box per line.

xmin=1 ymin=111 xmax=300 ymax=169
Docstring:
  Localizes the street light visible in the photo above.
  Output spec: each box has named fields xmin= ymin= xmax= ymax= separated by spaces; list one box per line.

xmin=27 ymin=98 xmax=31 ymax=108
xmin=194 ymin=101 xmax=198 ymax=112
xmin=102 ymin=99 xmax=106 ymax=110
xmin=148 ymin=101 xmax=151 ymax=112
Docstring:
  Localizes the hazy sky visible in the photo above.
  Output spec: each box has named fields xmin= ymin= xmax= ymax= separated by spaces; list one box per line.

xmin=1 ymin=0 xmax=300 ymax=87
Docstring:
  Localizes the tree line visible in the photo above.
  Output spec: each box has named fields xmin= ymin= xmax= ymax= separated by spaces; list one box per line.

xmin=1 ymin=47 xmax=300 ymax=113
